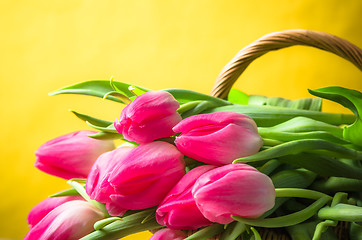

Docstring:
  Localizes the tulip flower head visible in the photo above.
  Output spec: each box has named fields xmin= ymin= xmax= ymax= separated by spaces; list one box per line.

xmin=86 ymin=141 xmax=185 ymax=215
xmin=173 ymin=112 xmax=263 ymax=165
xmin=114 ymin=90 xmax=182 ymax=144
xmin=156 ymin=165 xmax=216 ymax=230
xmin=192 ymin=164 xmax=275 ymax=224
xmin=35 ymin=130 xmax=115 ymax=179
xmin=24 ymin=200 xmax=105 ymax=240
xmin=27 ymin=195 xmax=84 ymax=229
xmin=149 ymin=228 xmax=187 ymax=240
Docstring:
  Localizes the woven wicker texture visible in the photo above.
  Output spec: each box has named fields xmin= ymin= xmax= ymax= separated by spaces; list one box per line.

xmin=210 ymin=29 xmax=362 ymax=99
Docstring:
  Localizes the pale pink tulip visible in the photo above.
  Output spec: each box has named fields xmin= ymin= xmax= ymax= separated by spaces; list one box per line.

xmin=114 ymin=91 xmax=181 ymax=143
xmin=192 ymin=164 xmax=275 ymax=224
xmin=173 ymin=112 xmax=263 ymax=165
xmin=86 ymin=141 xmax=185 ymax=215
xmin=24 ymin=200 xmax=105 ymax=240
xmin=35 ymin=131 xmax=115 ymax=179
xmin=149 ymin=228 xmax=186 ymax=240
xmin=156 ymin=165 xmax=216 ymax=230
xmin=27 ymin=195 xmax=83 ymax=229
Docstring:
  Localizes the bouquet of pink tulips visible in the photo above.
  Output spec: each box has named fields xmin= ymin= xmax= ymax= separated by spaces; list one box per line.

xmin=24 ymin=79 xmax=362 ymax=240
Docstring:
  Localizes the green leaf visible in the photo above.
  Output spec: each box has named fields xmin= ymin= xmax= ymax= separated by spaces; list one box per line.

xmin=308 ymin=86 xmax=362 ymax=146
xmin=103 ymin=91 xmax=131 ymax=103
xmin=49 ymin=188 xmax=80 ymax=197
xmin=49 ymin=80 xmax=150 ymax=103
xmin=259 ymin=131 xmax=349 ymax=145
xmin=181 ymin=101 xmax=223 ymax=119
xmin=249 ymin=95 xmax=322 ymax=111
xmin=258 ymin=117 xmax=343 ymax=137
xmin=271 ymin=169 xmax=317 ymax=189
xmin=86 ymin=122 xmax=118 ymax=133
xmin=204 ymin=105 xmax=355 ymax=127
xmin=163 ymin=88 xmax=231 ymax=106
xmin=70 ymin=110 xmax=113 ymax=127
xmin=233 ymin=139 xmax=362 ymax=163
xmin=227 ymin=88 xmax=249 ymax=105
xmin=277 ymin=153 xmax=362 ymax=180
xmin=88 ymin=132 xmax=124 ymax=140
xmin=311 ymin=177 xmax=362 ymax=194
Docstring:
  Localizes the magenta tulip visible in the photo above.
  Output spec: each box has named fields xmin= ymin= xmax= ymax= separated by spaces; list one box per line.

xmin=24 ymin=200 xmax=105 ymax=240
xmin=86 ymin=141 xmax=185 ymax=215
xmin=35 ymin=130 xmax=115 ymax=179
xmin=149 ymin=228 xmax=187 ymax=240
xmin=27 ymin=195 xmax=83 ymax=229
xmin=85 ymin=145 xmax=134 ymax=216
xmin=173 ymin=112 xmax=263 ymax=165
xmin=114 ymin=91 xmax=182 ymax=144
xmin=192 ymin=164 xmax=275 ymax=224
xmin=156 ymin=165 xmax=216 ymax=230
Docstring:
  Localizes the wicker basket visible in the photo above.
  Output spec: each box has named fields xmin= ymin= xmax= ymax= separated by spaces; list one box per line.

xmin=201 ymin=29 xmax=361 ymax=240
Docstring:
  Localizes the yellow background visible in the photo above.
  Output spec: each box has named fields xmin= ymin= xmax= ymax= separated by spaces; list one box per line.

xmin=1 ymin=0 xmax=361 ymax=239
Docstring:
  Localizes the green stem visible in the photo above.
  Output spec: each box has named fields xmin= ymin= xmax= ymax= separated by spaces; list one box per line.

xmin=318 ymin=203 xmax=362 ymax=222
xmin=94 ymin=217 xmax=123 ymax=231
xmin=184 ymin=224 xmax=224 ymax=240
xmin=250 ymin=227 xmax=261 ymax=240
xmin=232 ymin=196 xmax=331 ymax=228
xmin=262 ymin=138 xmax=282 ymax=146
xmin=275 ymin=188 xmax=332 ymax=201
xmin=80 ymin=208 xmax=161 ymax=240
xmin=312 ymin=220 xmax=338 ymax=240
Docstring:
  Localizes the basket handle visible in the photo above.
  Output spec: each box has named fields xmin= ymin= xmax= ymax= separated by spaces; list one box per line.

xmin=210 ymin=29 xmax=362 ymax=99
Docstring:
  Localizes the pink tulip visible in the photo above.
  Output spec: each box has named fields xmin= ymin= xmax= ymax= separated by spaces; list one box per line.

xmin=149 ymin=228 xmax=187 ymax=240
xmin=114 ymin=91 xmax=182 ymax=144
xmin=192 ymin=164 xmax=275 ymax=224
xmin=35 ymin=131 xmax=115 ymax=179
xmin=173 ymin=112 xmax=263 ymax=165
xmin=24 ymin=200 xmax=105 ymax=240
xmin=27 ymin=195 xmax=83 ymax=229
xmin=156 ymin=165 xmax=216 ymax=230
xmin=86 ymin=141 xmax=185 ymax=215
xmin=86 ymin=145 xmax=134 ymax=216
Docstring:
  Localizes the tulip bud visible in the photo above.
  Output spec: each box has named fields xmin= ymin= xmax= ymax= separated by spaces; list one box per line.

xmin=35 ymin=131 xmax=115 ymax=179
xmin=114 ymin=91 xmax=182 ymax=144
xmin=86 ymin=141 xmax=185 ymax=215
xmin=149 ymin=228 xmax=187 ymax=240
xmin=173 ymin=112 xmax=263 ymax=165
xmin=24 ymin=200 xmax=105 ymax=240
xmin=192 ymin=164 xmax=275 ymax=224
xmin=156 ymin=165 xmax=216 ymax=230
xmin=86 ymin=146 xmax=134 ymax=216
xmin=27 ymin=195 xmax=83 ymax=229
